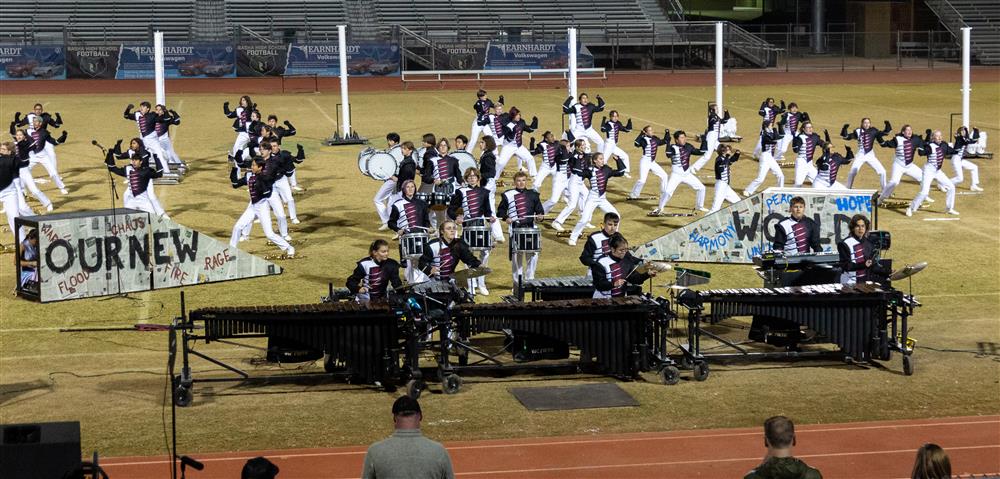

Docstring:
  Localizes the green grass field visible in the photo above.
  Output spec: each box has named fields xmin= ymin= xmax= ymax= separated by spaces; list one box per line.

xmin=0 ymin=81 xmax=998 ymax=458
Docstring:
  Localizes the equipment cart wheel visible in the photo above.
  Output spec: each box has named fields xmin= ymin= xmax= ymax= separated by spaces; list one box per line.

xmin=659 ymin=366 xmax=680 ymax=385
xmin=902 ymin=355 xmax=914 ymax=376
xmin=693 ymin=361 xmax=710 ymax=381
xmin=442 ymin=374 xmax=463 ymax=394
xmin=173 ymin=380 xmax=193 ymax=407
xmin=406 ymin=379 xmax=426 ymax=399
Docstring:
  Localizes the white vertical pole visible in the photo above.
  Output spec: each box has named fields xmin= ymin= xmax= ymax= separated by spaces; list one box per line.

xmin=154 ymin=31 xmax=165 ymax=106
xmin=568 ymin=27 xmax=578 ymax=100
xmin=715 ymin=22 xmax=723 ymax=111
xmin=338 ymin=25 xmax=351 ymax=137
xmin=961 ymin=27 xmax=971 ymax=129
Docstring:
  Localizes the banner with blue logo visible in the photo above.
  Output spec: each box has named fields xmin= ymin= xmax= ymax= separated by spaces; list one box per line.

xmin=0 ymin=45 xmax=66 ymax=80
xmin=484 ymin=42 xmax=594 ymax=70
xmin=116 ymin=43 xmax=236 ymax=79
xmin=284 ymin=42 xmax=400 ymax=76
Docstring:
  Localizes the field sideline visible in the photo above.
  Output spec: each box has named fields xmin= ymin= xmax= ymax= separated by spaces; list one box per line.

xmin=0 ymin=76 xmax=998 ymax=458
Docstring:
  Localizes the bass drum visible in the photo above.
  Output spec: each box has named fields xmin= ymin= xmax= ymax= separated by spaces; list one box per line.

xmin=366 ymin=152 xmax=398 ymax=181
xmin=450 ymin=150 xmax=477 ymax=177
xmin=357 ymin=147 xmax=376 ymax=177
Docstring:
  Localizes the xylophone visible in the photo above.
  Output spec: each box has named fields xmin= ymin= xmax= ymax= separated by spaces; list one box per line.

xmin=517 ymin=275 xmax=643 ymax=301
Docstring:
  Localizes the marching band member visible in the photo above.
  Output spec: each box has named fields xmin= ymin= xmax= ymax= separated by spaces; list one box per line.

xmin=743 ymin=118 xmax=784 ymax=196
xmin=9 ymin=127 xmax=52 ymax=211
xmin=477 ymin=103 xmax=507 ymax=158
xmin=568 ymin=152 xmax=625 ymax=246
xmin=837 ymin=214 xmax=883 ymax=285
xmin=790 ymin=121 xmax=821 ymax=187
xmin=26 ymin=117 xmax=69 ymax=195
xmin=771 ymin=196 xmax=822 ymax=254
xmin=421 ymin=137 xmax=463 ymax=227
xmin=229 ymin=156 xmax=294 ymax=257
xmin=579 ymin=212 xmax=619 ymax=277
xmin=454 ymin=135 xmax=469 ymax=154
xmin=709 ymin=144 xmax=741 ymax=213
xmin=104 ymin=141 xmax=166 ymax=217
xmin=110 ymin=138 xmax=168 ymax=218
xmin=878 ymin=124 xmax=927 ymax=202
xmin=840 ymin=118 xmax=890 ymax=189
xmin=551 ymin=138 xmax=590 ymax=232
xmin=388 ymin=179 xmax=431 ymax=283
xmin=532 ymin=136 xmax=572 ymax=213
xmin=656 ymin=130 xmax=709 ymax=215
xmin=14 ymin=103 xmax=63 ymax=172
xmin=497 ymin=107 xmax=538 ymax=176
xmin=376 ymin=133 xmax=402 ymax=230
xmin=154 ymin=104 xmax=184 ymax=171
xmin=347 ymin=239 xmax=403 ymax=303
xmin=628 ymin=125 xmax=669 ymax=201
xmin=600 ymin=111 xmax=633 ymax=177
xmin=448 ymin=167 xmax=496 ymax=295
xmin=497 ymin=171 xmax=544 ymax=286
xmin=950 ymin=126 xmax=983 ymax=192
xmin=907 ymin=129 xmax=958 ymax=217
xmin=702 ymin=103 xmax=730 ymax=164
xmin=477 ymin=136 xmax=504 ymax=242
xmin=390 ymin=141 xmax=418 ymax=205
xmin=754 ymin=98 xmax=784 ymax=159
xmin=591 ymin=233 xmax=655 ymax=298
xmin=0 ymin=141 xmax=31 ymax=239
xmin=419 ymin=220 xmax=481 ymax=282
xmin=267 ymin=114 xmax=303 ymax=191
xmin=562 ymin=93 xmax=606 ymax=153
xmin=775 ymin=103 xmax=806 ymax=162
xmin=223 ymin=95 xmax=255 ymax=157
xmin=469 ymin=90 xmax=499 ymax=151
xmin=124 ymin=101 xmax=171 ymax=174
xmin=813 ymin=135 xmax=854 ymax=190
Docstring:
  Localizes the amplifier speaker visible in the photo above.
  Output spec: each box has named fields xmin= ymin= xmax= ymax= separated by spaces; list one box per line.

xmin=0 ymin=421 xmax=82 ymax=479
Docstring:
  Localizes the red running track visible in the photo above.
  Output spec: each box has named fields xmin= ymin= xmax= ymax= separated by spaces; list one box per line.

xmin=101 ymin=415 xmax=999 ymax=478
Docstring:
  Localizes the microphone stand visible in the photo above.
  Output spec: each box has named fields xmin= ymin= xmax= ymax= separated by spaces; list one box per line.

xmin=95 ymin=141 xmax=140 ymax=303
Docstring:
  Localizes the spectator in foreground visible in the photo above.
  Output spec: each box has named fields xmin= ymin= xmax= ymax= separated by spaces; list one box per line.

xmin=744 ymin=416 xmax=822 ymax=479
xmin=911 ymin=443 xmax=952 ymax=479
xmin=242 ymin=456 xmax=279 ymax=479
xmin=361 ymin=396 xmax=454 ymax=479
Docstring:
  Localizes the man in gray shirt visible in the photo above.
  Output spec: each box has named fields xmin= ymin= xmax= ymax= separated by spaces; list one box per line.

xmin=361 ymin=396 xmax=455 ymax=479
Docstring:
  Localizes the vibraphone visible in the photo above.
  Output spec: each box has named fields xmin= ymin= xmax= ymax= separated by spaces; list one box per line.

xmin=680 ymin=283 xmax=916 ymax=374
xmin=406 ymin=296 xmax=685 ymax=396
xmin=517 ymin=276 xmax=642 ymax=301
xmin=173 ymin=301 xmax=403 ymax=406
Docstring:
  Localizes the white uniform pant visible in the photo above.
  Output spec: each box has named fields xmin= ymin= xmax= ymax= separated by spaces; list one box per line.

xmin=812 ymin=178 xmax=847 ymax=190
xmin=703 ymin=131 xmax=720 ymax=164
xmin=273 ymin=176 xmax=298 ymax=221
xmin=1 ymin=183 xmax=23 ymax=238
xmin=744 ymin=151 xmax=784 ymax=195
xmin=846 ymin=150 xmax=887 ymax=189
xmin=12 ymin=179 xmax=34 ymax=217
xmin=498 ymin=144 xmax=536 ymax=176
xmin=123 ymin=189 xmax=159 ymax=215
xmin=230 ymin=132 xmax=250 ymax=157
xmin=374 ymin=179 xmax=396 ymax=225
xmin=469 ymin=118 xmax=487 ymax=152
xmin=660 ymin=171 xmax=706 ymax=210
xmin=231 ymin=200 xmax=291 ymax=251
xmin=511 ymin=251 xmax=539 ymax=285
xmin=542 ymin=172 xmax=569 ymax=213
xmin=776 ymin=132 xmax=794 ymax=160
xmin=44 ymin=142 xmax=58 ymax=172
xmin=554 ymin=176 xmax=586 ymax=225
xmin=949 ymin=153 xmax=980 ymax=187
xmin=911 ymin=165 xmax=955 ymax=211
xmin=602 ymin=141 xmax=630 ymax=173
xmin=533 ymin=161 xmax=555 ymax=190
xmin=572 ymin=126 xmax=604 ymax=153
xmin=484 ymin=178 xmax=503 ymax=240
xmin=468 ymin=250 xmax=490 ymax=291
xmin=28 ymin=150 xmax=65 ymax=190
xmin=157 ymin=134 xmax=183 ymax=166
xmin=881 ymin=161 xmax=923 ymax=200
xmin=793 ymin=157 xmax=817 ymax=187
xmin=629 ymin=155 xmax=669 ymax=199
xmin=709 ymin=181 xmax=741 ymax=213
xmin=289 ymin=170 xmax=300 ymax=188
xmin=242 ymin=194 xmax=289 ymax=239
xmin=18 ymin=168 xmax=51 ymax=208
xmin=570 ymin=193 xmax=618 ymax=242
xmin=144 ymin=180 xmax=166 ymax=217
xmin=141 ymin=134 xmax=170 ymax=174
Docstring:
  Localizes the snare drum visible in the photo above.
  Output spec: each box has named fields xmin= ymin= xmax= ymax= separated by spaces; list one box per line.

xmin=357 ymin=147 xmax=376 ymax=177
xmin=462 ymin=224 xmax=493 ymax=251
xmin=450 ymin=150 xmax=477 ymax=178
xmin=400 ymin=231 xmax=428 ymax=259
xmin=430 ymin=182 xmax=456 ymax=211
xmin=414 ymin=192 xmax=432 ymax=205
xmin=365 ymin=152 xmax=398 ymax=181
xmin=511 ymin=227 xmax=541 ymax=253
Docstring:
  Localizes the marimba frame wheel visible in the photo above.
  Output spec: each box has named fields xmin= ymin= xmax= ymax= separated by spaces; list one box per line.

xmin=442 ymin=374 xmax=463 ymax=395
xmin=693 ymin=361 xmax=710 ymax=382
xmin=173 ymin=383 xmax=193 ymax=407
xmin=660 ymin=366 xmax=680 ymax=385
xmin=902 ymin=355 xmax=914 ymax=376
xmin=406 ymin=379 xmax=426 ymax=399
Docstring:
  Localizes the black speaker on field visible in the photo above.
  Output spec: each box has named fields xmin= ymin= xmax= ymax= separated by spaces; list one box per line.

xmin=0 ymin=421 xmax=81 ymax=479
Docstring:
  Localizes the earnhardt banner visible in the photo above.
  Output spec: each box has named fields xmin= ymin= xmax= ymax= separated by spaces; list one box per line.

xmin=284 ymin=42 xmax=400 ymax=76
xmin=483 ymin=42 xmax=594 ymax=70
xmin=0 ymin=44 xmax=66 ymax=80
xmin=116 ymin=43 xmax=236 ymax=79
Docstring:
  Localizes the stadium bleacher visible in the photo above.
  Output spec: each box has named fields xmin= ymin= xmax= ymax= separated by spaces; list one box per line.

xmin=925 ymin=0 xmax=1000 ymax=65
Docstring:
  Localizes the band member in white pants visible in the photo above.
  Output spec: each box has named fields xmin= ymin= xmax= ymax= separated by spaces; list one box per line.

xmin=568 ymin=153 xmax=625 ymax=245
xmin=908 ymin=130 xmax=958 ymax=216
xmin=709 ymin=144 xmax=742 ymax=213
xmin=551 ymin=139 xmax=590 ymax=232
xmin=563 ymin=93 xmax=606 ymax=153
xmin=448 ymin=167 xmax=496 ymax=296
xmin=950 ymin=126 xmax=983 ymax=192
xmin=497 ymin=171 xmax=544 ymax=286
xmin=743 ymin=119 xmax=785 ymax=196
xmin=702 ymin=103 xmax=731 ymax=165
xmin=469 ymin=90 xmax=500 ymax=152
xmin=628 ymin=126 xmax=669 ymax=202
xmin=125 ymin=102 xmax=172 ymax=174
xmin=790 ymin=121 xmax=821 ymax=187
xmin=229 ymin=157 xmax=294 ymax=257
xmin=840 ymin=118 xmax=890 ymax=189
xmin=497 ymin=108 xmax=538 ymax=176
xmin=656 ymin=130 xmax=709 ymax=214
xmin=600 ymin=111 xmax=633 ymax=177
xmin=375 ymin=133 xmax=402 ymax=229
xmin=878 ymin=125 xmax=926 ymax=202
xmin=754 ymin=98 xmax=784 ymax=159
xmin=224 ymin=95 xmax=254 ymax=157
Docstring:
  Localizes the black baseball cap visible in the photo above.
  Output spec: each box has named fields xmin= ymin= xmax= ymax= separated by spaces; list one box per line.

xmin=392 ymin=396 xmax=421 ymax=415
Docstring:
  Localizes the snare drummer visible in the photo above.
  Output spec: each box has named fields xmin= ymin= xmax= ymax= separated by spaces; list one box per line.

xmin=478 ymin=136 xmax=505 ymax=243
xmin=592 ymin=233 xmax=656 ymax=298
xmin=419 ymin=220 xmax=482 ymax=282
xmin=497 ymin=171 xmax=545 ymax=286
xmin=376 ymin=132 xmax=402 ymax=230
xmin=388 ymin=179 xmax=432 ymax=283
xmin=421 ymin=138 xmax=463 ymax=227
xmin=347 ymin=239 xmax=403 ymax=303
xmin=448 ymin=167 xmax=496 ymax=296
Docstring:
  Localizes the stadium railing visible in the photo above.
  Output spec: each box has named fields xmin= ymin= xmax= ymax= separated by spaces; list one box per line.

xmin=400 ymin=67 xmax=607 ymax=88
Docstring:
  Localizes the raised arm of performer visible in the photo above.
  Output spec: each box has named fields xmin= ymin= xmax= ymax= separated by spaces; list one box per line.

xmin=591 ymin=233 xmax=654 ymax=298
xmin=771 ymin=196 xmax=822 ymax=253
xmin=347 ymin=239 xmax=403 ymax=302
